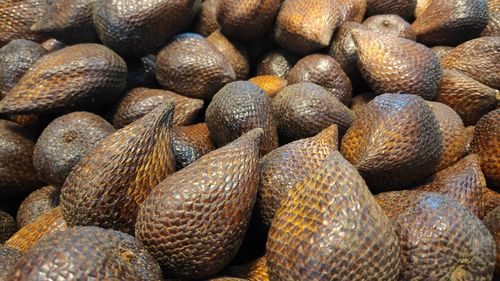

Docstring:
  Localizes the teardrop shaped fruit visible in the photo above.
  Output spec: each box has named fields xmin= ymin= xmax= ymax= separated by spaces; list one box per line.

xmin=274 ymin=0 xmax=343 ymax=54
xmin=16 ymin=185 xmax=60 ymax=228
xmin=272 ymin=83 xmax=354 ymax=142
xmin=362 ymin=14 xmax=416 ymax=40
xmin=207 ymin=30 xmax=251 ymax=80
xmin=412 ymin=0 xmax=488 ymax=46
xmin=469 ymin=109 xmax=500 ymax=188
xmin=217 ymin=0 xmax=281 ymax=42
xmin=33 ymin=112 xmax=115 ymax=187
xmin=441 ymin=36 xmax=500 ymax=89
xmin=482 ymin=0 xmax=500 ymax=36
xmin=0 ymin=120 xmax=40 ymax=197
xmin=0 ymin=0 xmax=48 ymax=46
xmin=195 ymin=0 xmax=221 ymax=36
xmin=9 ymin=226 xmax=162 ymax=281
xmin=60 ymin=102 xmax=176 ymax=234
xmin=337 ymin=0 xmax=367 ymax=23
xmin=365 ymin=0 xmax=416 ymax=20
xmin=156 ymin=33 xmax=235 ymax=100
xmin=222 ymin=256 xmax=269 ymax=281
xmin=0 ymin=245 xmax=22 ymax=280
xmin=258 ymin=125 xmax=338 ymax=232
xmin=93 ymin=0 xmax=198 ymax=57
xmin=136 ymin=129 xmax=263 ymax=279
xmin=256 ymin=49 xmax=299 ymax=78
xmin=341 ymin=94 xmax=443 ymax=191
xmin=0 ymin=44 xmax=127 ymax=114
xmin=110 ymin=87 xmax=204 ymax=128
xmin=266 ymin=151 xmax=401 ymax=280
xmin=376 ymin=190 xmax=495 ymax=280
xmin=483 ymin=206 xmax=500 ymax=274
xmin=206 ymin=81 xmax=278 ymax=156
xmin=286 ymin=54 xmax=353 ymax=106
xmin=248 ymin=75 xmax=288 ymax=98
xmin=352 ymin=29 xmax=442 ymax=100
xmin=172 ymin=123 xmax=216 ymax=170
xmin=0 ymin=211 xmax=16 ymax=244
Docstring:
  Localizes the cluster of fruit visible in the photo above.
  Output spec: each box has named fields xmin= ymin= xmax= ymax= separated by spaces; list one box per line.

xmin=0 ymin=0 xmax=499 ymax=280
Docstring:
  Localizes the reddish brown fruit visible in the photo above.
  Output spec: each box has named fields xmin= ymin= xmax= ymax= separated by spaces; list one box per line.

xmin=362 ymin=14 xmax=416 ymax=40
xmin=0 ymin=0 xmax=48 ymax=47
xmin=365 ymin=0 xmax=416 ymax=20
xmin=338 ymin=0 xmax=367 ymax=23
xmin=195 ymin=0 xmax=221 ymax=36
xmin=207 ymin=30 xmax=250 ymax=80
xmin=172 ymin=123 xmax=216 ymax=170
xmin=256 ymin=49 xmax=299 ymax=78
xmin=482 ymin=0 xmax=500 ymax=36
xmin=248 ymin=75 xmax=288 ymax=98
xmin=464 ymin=125 xmax=476 ymax=154
xmin=40 ymin=38 xmax=65 ymax=53
xmin=16 ymin=185 xmax=60 ymax=228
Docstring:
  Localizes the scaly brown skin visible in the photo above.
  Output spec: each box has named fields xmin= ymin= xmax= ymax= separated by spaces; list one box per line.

xmin=482 ymin=0 xmax=500 ymax=36
xmin=217 ymin=0 xmax=281 ymax=42
xmin=136 ymin=129 xmax=263 ymax=280
xmin=33 ymin=112 xmax=115 ymax=187
xmin=248 ymin=75 xmax=288 ymax=99
xmin=60 ymin=102 xmax=176 ymax=234
xmin=337 ymin=0 xmax=367 ymax=23
xmin=93 ymin=0 xmax=198 ymax=57
xmin=0 ymin=246 xmax=21 ymax=281
xmin=362 ymin=14 xmax=416 ymax=40
xmin=365 ymin=0 xmax=416 ymax=20
xmin=431 ymin=45 xmax=454 ymax=61
xmin=483 ymin=206 xmax=500 ymax=275
xmin=40 ymin=38 xmax=65 ymax=53
xmin=341 ymin=94 xmax=443 ymax=192
xmin=16 ymin=185 xmax=60 ymax=228
xmin=206 ymin=81 xmax=278 ymax=156
xmin=0 ymin=211 xmax=16 ymax=244
xmin=427 ymin=101 xmax=466 ymax=171
xmin=222 ymin=256 xmax=269 ymax=281
xmin=110 ymin=87 xmax=204 ymax=128
xmin=0 ymin=0 xmax=48 ymax=47
xmin=286 ymin=54 xmax=353 ymax=106
xmin=172 ymin=123 xmax=216 ymax=171
xmin=0 ymin=120 xmax=40 ymax=197
xmin=415 ymin=0 xmax=432 ymax=18
xmin=257 ymin=125 xmax=338 ymax=232
xmin=256 ymin=49 xmax=299 ymax=78
xmin=207 ymin=30 xmax=251 ymax=80
xmin=352 ymin=29 xmax=442 ymax=100
xmin=6 ymin=207 xmax=67 ymax=252
xmin=464 ymin=125 xmax=476 ymax=154
xmin=274 ymin=0 xmax=343 ymax=55
xmin=9 ymin=226 xmax=162 ymax=281
xmin=435 ymin=69 xmax=498 ymax=126
xmin=441 ymin=36 xmax=500 ymax=89
xmin=195 ymin=0 xmax=221 ymax=36
xmin=469 ymin=109 xmax=500 ymax=188
xmin=412 ymin=0 xmax=488 ymax=46
xmin=266 ymin=151 xmax=401 ymax=280
xmin=376 ymin=190 xmax=495 ymax=281
xmin=0 ymin=44 xmax=128 ymax=115
xmin=351 ymin=92 xmax=375 ymax=118
xmin=272 ymin=83 xmax=353 ymax=143
xmin=156 ymin=33 xmax=235 ymax=100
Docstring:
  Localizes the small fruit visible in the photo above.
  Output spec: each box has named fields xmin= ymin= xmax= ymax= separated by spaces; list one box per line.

xmin=362 ymin=14 xmax=416 ymax=40
xmin=256 ymin=49 xmax=299 ymax=78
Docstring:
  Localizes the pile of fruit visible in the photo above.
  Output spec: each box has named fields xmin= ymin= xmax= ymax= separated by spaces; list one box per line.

xmin=0 ymin=0 xmax=499 ymax=280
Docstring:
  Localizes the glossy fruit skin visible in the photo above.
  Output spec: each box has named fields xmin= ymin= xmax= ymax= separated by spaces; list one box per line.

xmin=266 ymin=151 xmax=401 ymax=281
xmin=365 ymin=0 xmax=416 ymax=20
xmin=0 ymin=211 xmax=16 ymax=244
xmin=0 ymin=44 xmax=128 ymax=114
xmin=0 ymin=245 xmax=22 ymax=281
xmin=0 ymin=0 xmax=48 ymax=47
xmin=256 ymin=49 xmax=299 ymax=79
xmin=33 ymin=112 xmax=115 ymax=187
xmin=376 ymin=190 xmax=495 ymax=281
xmin=16 ymin=185 xmax=60 ymax=228
xmin=172 ymin=123 xmax=216 ymax=170
xmin=195 ymin=0 xmax=221 ymax=36
xmin=136 ymin=129 xmax=263 ymax=279
xmin=9 ymin=226 xmax=162 ymax=281
xmin=362 ymin=14 xmax=416 ymax=40
xmin=60 ymin=102 xmax=176 ymax=234
xmin=483 ymin=206 xmax=500 ymax=274
xmin=207 ymin=30 xmax=251 ymax=80
xmin=248 ymin=75 xmax=288 ymax=98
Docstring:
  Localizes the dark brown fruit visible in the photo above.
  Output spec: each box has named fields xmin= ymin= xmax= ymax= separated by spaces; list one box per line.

xmin=217 ymin=0 xmax=280 ymax=42
xmin=0 ymin=39 xmax=47 ymax=99
xmin=195 ymin=0 xmax=221 ymax=36
xmin=338 ymin=0 xmax=367 ymax=23
xmin=365 ymin=0 xmax=416 ymax=20
xmin=351 ymin=92 xmax=375 ymax=118
xmin=431 ymin=45 xmax=454 ymax=60
xmin=9 ymin=226 xmax=162 ymax=281
xmin=0 ymin=120 xmax=40 ymax=197
xmin=352 ymin=29 xmax=442 ymax=100
xmin=173 ymin=123 xmax=216 ymax=170
xmin=441 ymin=36 xmax=500 ymax=89
xmin=412 ymin=0 xmax=488 ymax=46
xmin=40 ymin=38 xmax=65 ymax=53
xmin=222 ymin=256 xmax=269 ymax=281
xmin=256 ymin=49 xmax=299 ymax=78
xmin=482 ymin=0 xmax=500 ymax=36
xmin=272 ymin=83 xmax=354 ymax=142
xmin=483 ymin=206 xmax=500 ymax=274
xmin=0 ymin=44 xmax=127 ymax=114
xmin=60 ymin=102 xmax=176 ymax=234
xmin=0 ymin=0 xmax=48 ymax=47
xmin=376 ymin=190 xmax=495 ymax=280
xmin=248 ymin=75 xmax=288 ymax=98
xmin=274 ymin=0 xmax=343 ymax=54
xmin=362 ymin=14 xmax=416 ymax=40
xmin=156 ymin=33 xmax=235 ymax=100
xmin=136 ymin=129 xmax=263 ymax=279
xmin=16 ymin=185 xmax=59 ymax=228
xmin=33 ymin=112 xmax=115 ymax=186
xmin=126 ymin=55 xmax=158 ymax=89
xmin=286 ymin=54 xmax=353 ymax=106
xmin=0 ymin=211 xmax=16 ymax=244
xmin=435 ymin=69 xmax=498 ymax=126
xmin=341 ymin=94 xmax=443 ymax=191
xmin=206 ymin=81 xmax=278 ymax=156
xmin=257 ymin=125 xmax=338 ymax=232
xmin=111 ymin=87 xmax=204 ymax=128
xmin=464 ymin=125 xmax=476 ymax=154
xmin=469 ymin=109 xmax=500 ymax=188
xmin=93 ymin=0 xmax=198 ymax=57
xmin=266 ymin=151 xmax=401 ymax=280
xmin=0 ymin=246 xmax=21 ymax=280
xmin=207 ymin=30 xmax=250 ymax=80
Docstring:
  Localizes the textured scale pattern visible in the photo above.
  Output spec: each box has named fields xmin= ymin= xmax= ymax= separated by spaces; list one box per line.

xmin=256 ymin=49 xmax=299 ymax=78
xmin=482 ymin=0 xmax=500 ymax=36
xmin=431 ymin=45 xmax=454 ymax=60
xmin=60 ymin=102 xmax=176 ymax=234
xmin=266 ymin=151 xmax=401 ymax=280
xmin=365 ymin=0 xmax=415 ymax=19
xmin=0 ymin=211 xmax=16 ymax=244
xmin=464 ymin=125 xmax=476 ymax=154
xmin=0 ymin=0 xmax=48 ymax=47
xmin=222 ymin=256 xmax=269 ymax=281
xmin=341 ymin=94 xmax=443 ymax=191
xmin=483 ymin=206 xmax=500 ymax=274
xmin=0 ymin=245 xmax=22 ymax=281
xmin=172 ymin=123 xmax=216 ymax=170
xmin=9 ymin=226 xmax=162 ymax=281
xmin=0 ymin=44 xmax=127 ymax=114
xmin=248 ymin=75 xmax=288 ymax=98
xmin=136 ymin=129 xmax=263 ymax=279
xmin=376 ymin=191 xmax=495 ymax=280
xmin=352 ymin=29 xmax=442 ymax=100
xmin=362 ymin=14 xmax=416 ymax=40
xmin=258 ymin=125 xmax=338 ymax=231
xmin=195 ymin=0 xmax=221 ymax=36
xmin=207 ymin=30 xmax=251 ymax=80
xmin=41 ymin=38 xmax=65 ymax=53
xmin=338 ymin=0 xmax=367 ymax=23
xmin=16 ymin=185 xmax=60 ymax=228
xmin=351 ymin=92 xmax=375 ymax=118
